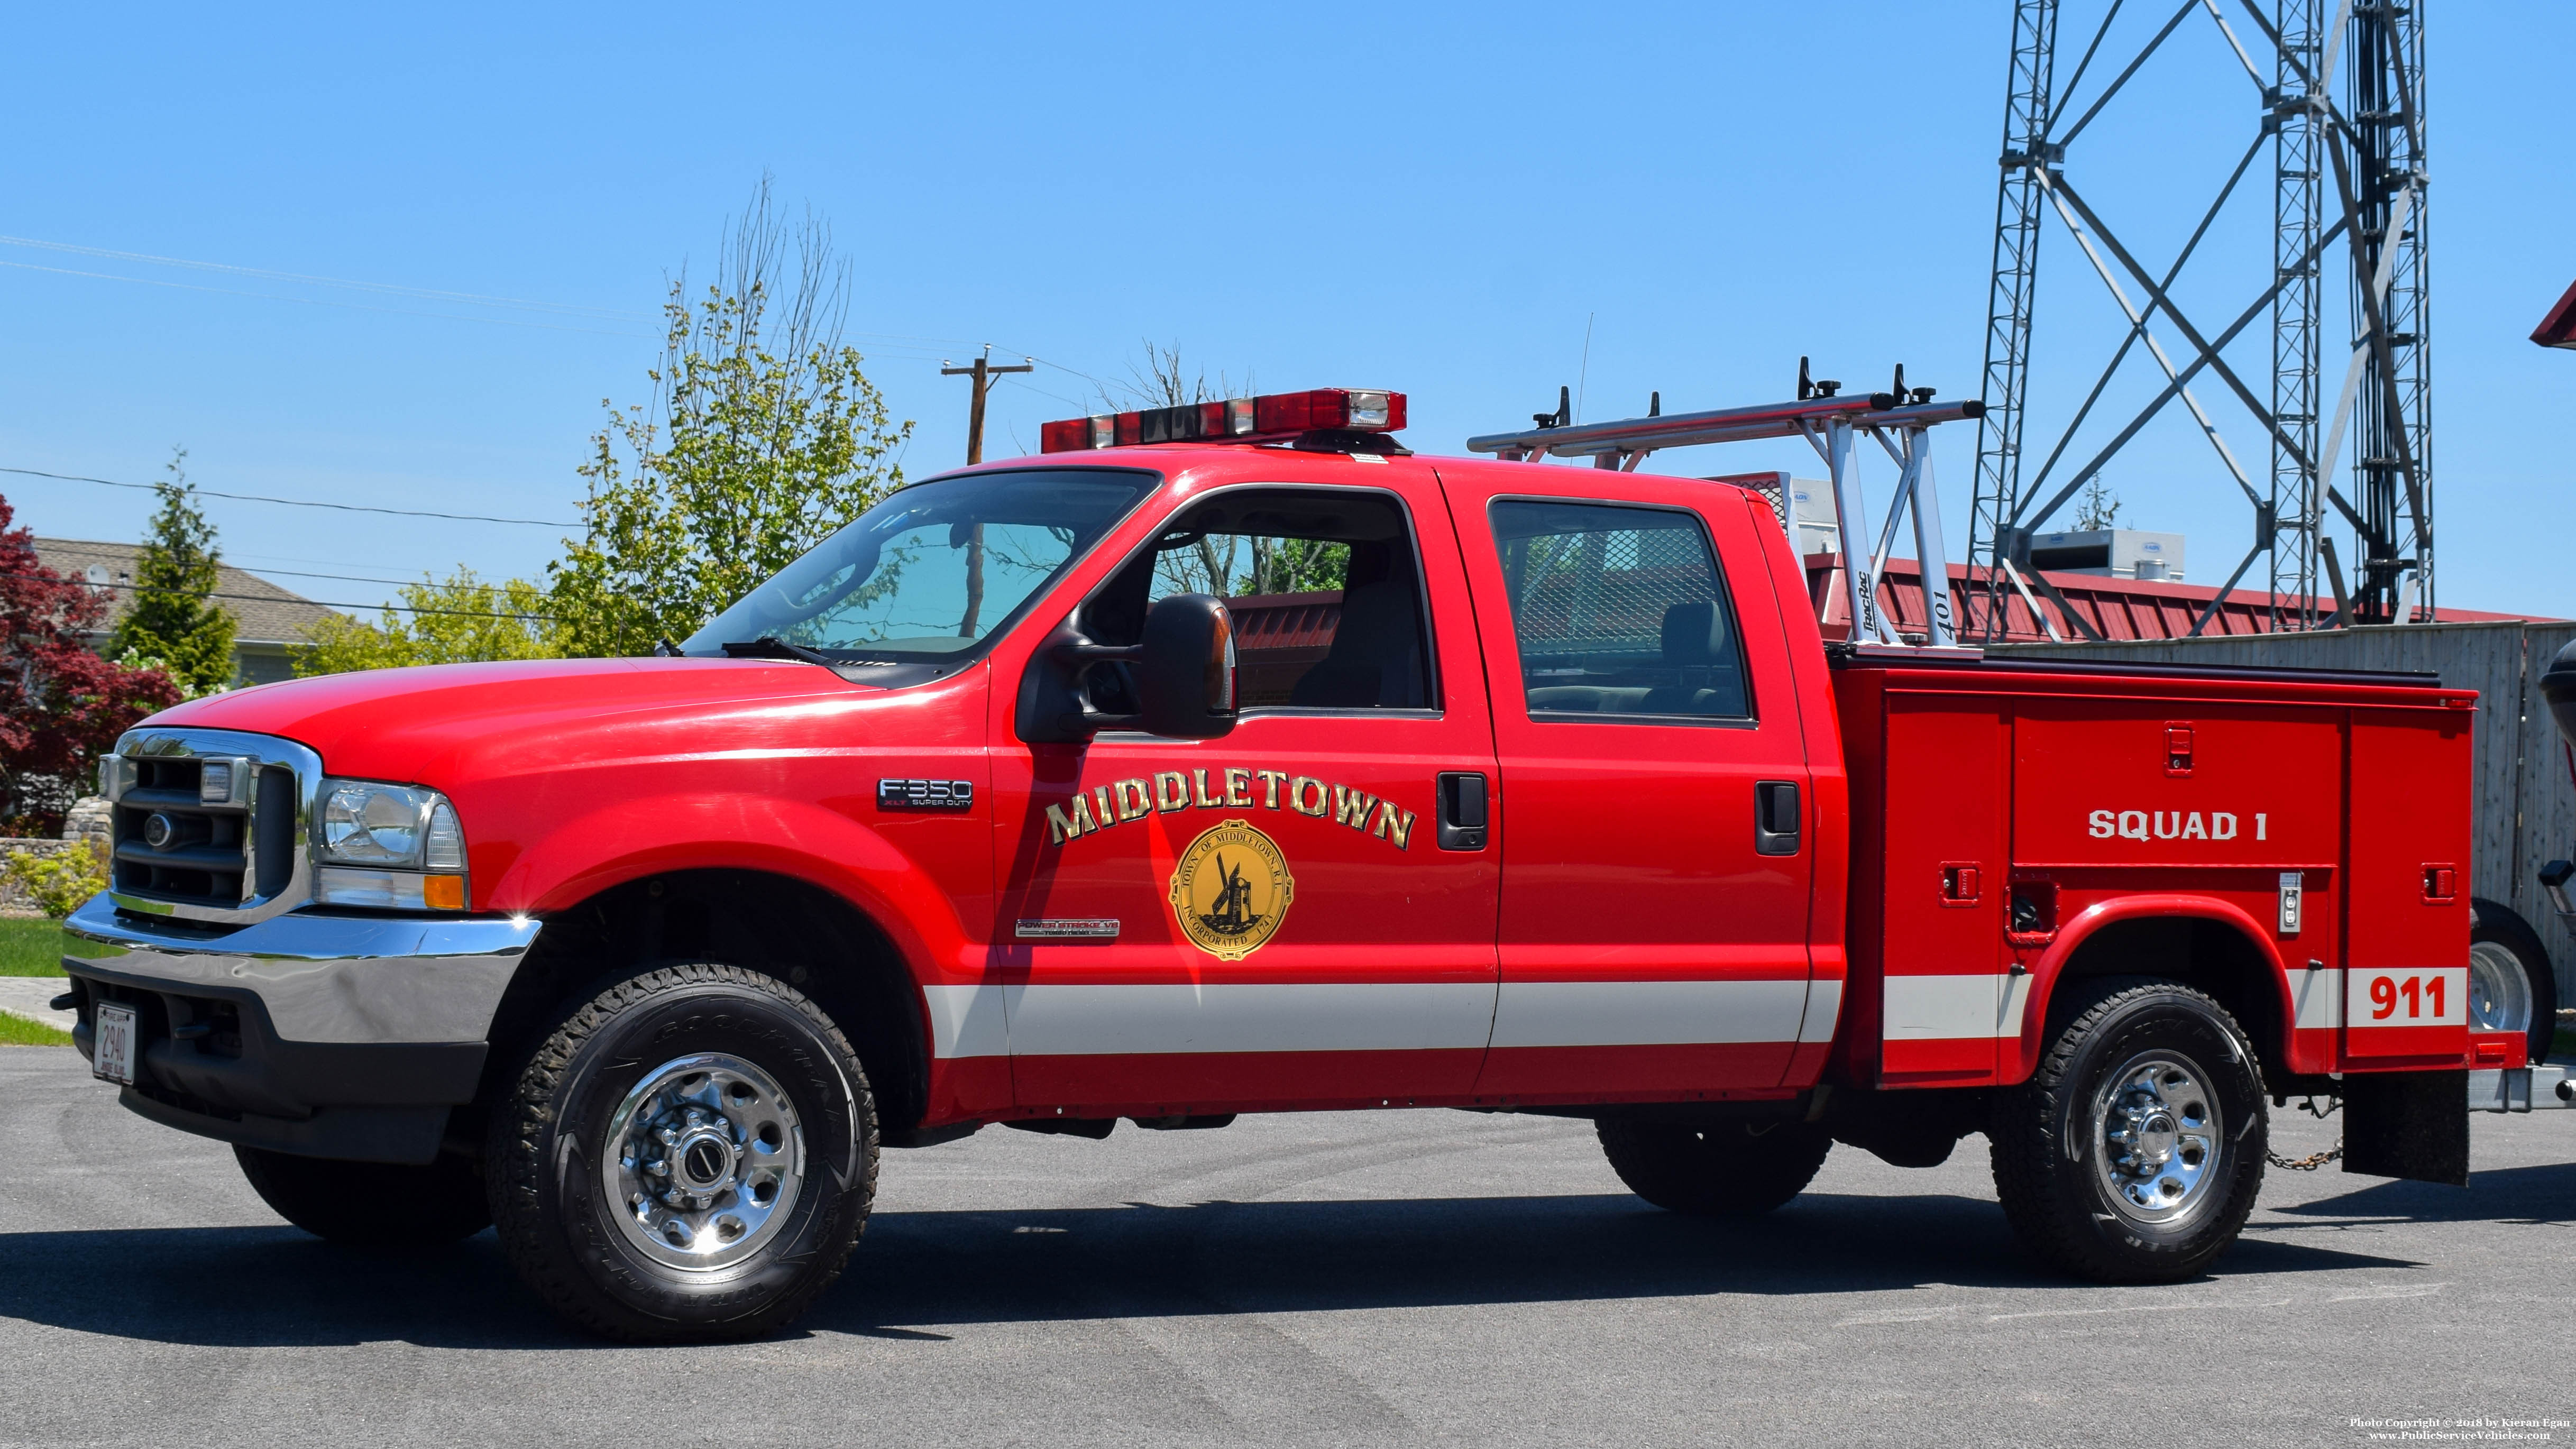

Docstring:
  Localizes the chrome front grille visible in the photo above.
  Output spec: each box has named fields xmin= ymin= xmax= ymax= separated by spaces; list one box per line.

xmin=111 ymin=757 xmax=249 ymax=904
xmin=106 ymin=729 xmax=321 ymax=925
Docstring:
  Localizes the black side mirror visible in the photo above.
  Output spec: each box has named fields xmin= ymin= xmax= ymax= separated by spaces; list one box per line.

xmin=1014 ymin=593 xmax=1236 ymax=743
xmin=1138 ymin=593 xmax=1237 ymax=739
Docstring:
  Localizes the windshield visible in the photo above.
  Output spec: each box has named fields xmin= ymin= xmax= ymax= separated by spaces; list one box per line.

xmin=680 ymin=467 xmax=1154 ymax=662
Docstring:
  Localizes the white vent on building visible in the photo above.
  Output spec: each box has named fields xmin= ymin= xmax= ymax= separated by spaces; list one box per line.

xmin=2027 ymin=529 xmax=2186 ymax=581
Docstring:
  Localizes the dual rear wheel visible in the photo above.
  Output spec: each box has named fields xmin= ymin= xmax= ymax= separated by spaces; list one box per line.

xmin=1598 ymin=979 xmax=2268 ymax=1284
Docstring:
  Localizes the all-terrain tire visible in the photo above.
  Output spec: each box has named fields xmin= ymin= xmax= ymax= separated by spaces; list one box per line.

xmin=235 ymin=1145 xmax=491 ymax=1247
xmin=1990 ymin=978 xmax=2266 ymax=1283
xmin=1597 ymin=1119 xmax=1832 ymax=1217
xmin=485 ymin=962 xmax=876 ymax=1342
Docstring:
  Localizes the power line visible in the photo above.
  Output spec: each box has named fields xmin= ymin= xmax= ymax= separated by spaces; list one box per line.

xmin=0 ymin=234 xmax=653 ymax=320
xmin=0 ymin=258 xmax=653 ymax=340
xmin=237 ymin=564 xmax=542 ymax=590
xmin=0 ymin=465 xmax=579 ymax=528
xmin=11 ymin=570 xmax=558 ymax=622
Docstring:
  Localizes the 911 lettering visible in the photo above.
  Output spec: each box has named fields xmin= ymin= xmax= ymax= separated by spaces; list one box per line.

xmin=2354 ymin=970 xmax=2463 ymax=1024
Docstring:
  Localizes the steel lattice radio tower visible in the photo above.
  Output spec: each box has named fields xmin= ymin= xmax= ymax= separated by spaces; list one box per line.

xmin=1964 ymin=0 xmax=2433 ymax=639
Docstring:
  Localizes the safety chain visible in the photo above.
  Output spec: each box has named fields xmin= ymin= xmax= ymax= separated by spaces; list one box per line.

xmin=2266 ymin=1095 xmax=2342 ymax=1171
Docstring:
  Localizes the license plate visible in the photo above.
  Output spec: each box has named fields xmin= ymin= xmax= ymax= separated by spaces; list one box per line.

xmin=92 ymin=1003 xmax=138 ymax=1086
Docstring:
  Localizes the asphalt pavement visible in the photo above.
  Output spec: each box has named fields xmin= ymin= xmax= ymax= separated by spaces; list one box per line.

xmin=4 ymin=1044 xmax=2572 ymax=1448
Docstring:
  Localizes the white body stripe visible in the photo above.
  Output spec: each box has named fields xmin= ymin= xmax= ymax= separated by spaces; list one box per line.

xmin=1883 ymin=973 xmax=2028 ymax=1040
xmin=1003 ymin=982 xmax=1499 ymax=1058
xmin=927 ymin=978 xmax=1834 ymax=1059
xmin=1488 ymin=978 xmax=1811 ymax=1049
xmin=2290 ymin=967 xmax=2343 ymax=1030
xmin=1798 ymin=978 xmax=1845 ymax=1043
xmin=922 ymin=984 xmax=1011 ymax=1059
xmin=2345 ymin=967 xmax=2469 ymax=1028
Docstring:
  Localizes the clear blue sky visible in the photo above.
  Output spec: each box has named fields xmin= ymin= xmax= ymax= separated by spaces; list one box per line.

xmin=3 ymin=3 xmax=2568 ymax=619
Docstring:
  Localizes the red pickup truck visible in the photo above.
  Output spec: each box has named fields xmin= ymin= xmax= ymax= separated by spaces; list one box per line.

xmin=65 ymin=386 xmax=2492 ymax=1342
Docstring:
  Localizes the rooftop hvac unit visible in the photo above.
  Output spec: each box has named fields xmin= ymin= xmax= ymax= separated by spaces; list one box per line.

xmin=2027 ymin=529 xmax=2186 ymax=582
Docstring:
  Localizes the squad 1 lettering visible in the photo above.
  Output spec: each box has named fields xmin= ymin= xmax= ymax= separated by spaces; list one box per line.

xmin=2085 ymin=808 xmax=2270 ymax=843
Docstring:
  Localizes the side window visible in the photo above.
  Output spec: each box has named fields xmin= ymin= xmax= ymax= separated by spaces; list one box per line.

xmin=1116 ymin=487 xmax=1433 ymax=710
xmin=1488 ymin=499 xmax=1751 ymax=721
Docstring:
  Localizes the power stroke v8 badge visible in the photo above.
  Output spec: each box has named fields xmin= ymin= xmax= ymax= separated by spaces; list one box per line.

xmin=1167 ymin=819 xmax=1295 ymax=961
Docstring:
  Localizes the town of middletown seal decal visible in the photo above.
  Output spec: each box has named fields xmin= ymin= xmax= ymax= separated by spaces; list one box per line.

xmin=1167 ymin=819 xmax=1295 ymax=961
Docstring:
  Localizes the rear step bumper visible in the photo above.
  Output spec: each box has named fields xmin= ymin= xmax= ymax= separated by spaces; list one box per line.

xmin=2470 ymin=1065 xmax=2576 ymax=1113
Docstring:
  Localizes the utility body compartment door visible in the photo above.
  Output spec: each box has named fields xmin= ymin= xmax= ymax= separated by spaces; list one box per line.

xmin=2341 ymin=708 xmax=2472 ymax=1064
xmin=1444 ymin=470 xmax=1821 ymax=1100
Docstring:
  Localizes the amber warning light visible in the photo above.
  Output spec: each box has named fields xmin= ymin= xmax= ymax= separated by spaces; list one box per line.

xmin=1039 ymin=388 xmax=1406 ymax=453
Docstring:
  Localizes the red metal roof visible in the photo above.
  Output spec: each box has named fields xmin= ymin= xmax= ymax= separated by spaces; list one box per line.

xmin=1216 ymin=559 xmax=2552 ymax=653
xmin=2536 ymin=279 xmax=2576 ymax=350
xmin=1808 ymin=555 xmax=2557 ymax=644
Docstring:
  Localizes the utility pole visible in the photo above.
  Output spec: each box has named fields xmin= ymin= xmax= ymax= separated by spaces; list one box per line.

xmin=940 ymin=345 xmax=1034 ymax=465
xmin=939 ymin=345 xmax=1034 ymax=638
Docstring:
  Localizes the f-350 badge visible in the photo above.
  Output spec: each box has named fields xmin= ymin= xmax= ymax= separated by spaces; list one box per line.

xmin=1167 ymin=819 xmax=1294 ymax=961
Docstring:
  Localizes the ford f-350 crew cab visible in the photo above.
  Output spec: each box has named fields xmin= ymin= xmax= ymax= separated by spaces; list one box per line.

xmin=63 ymin=385 xmax=2501 ymax=1341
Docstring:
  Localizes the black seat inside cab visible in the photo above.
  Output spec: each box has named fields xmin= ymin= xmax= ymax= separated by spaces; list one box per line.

xmin=1290 ymin=541 xmax=1429 ymax=709
xmin=1641 ymin=600 xmax=1746 ymax=717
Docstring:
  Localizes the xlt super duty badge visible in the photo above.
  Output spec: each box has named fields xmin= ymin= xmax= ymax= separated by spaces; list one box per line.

xmin=877 ymin=779 xmax=974 ymax=811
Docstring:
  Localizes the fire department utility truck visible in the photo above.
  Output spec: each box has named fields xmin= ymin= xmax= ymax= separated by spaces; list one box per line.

xmin=61 ymin=381 xmax=2541 ymax=1342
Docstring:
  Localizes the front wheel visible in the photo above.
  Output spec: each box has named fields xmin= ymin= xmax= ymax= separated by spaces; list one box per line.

xmin=486 ymin=963 xmax=877 ymax=1342
xmin=1597 ymin=1118 xmax=1832 ymax=1217
xmin=1990 ymin=979 xmax=2265 ymax=1283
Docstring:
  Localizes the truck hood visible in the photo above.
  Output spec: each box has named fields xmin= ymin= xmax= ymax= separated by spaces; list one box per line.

xmin=135 ymin=656 xmax=889 ymax=785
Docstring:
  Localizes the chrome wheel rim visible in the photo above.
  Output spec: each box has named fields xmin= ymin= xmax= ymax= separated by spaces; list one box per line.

xmin=2090 ymin=1051 xmax=2224 ymax=1227
xmin=2468 ymin=941 xmax=2534 ymax=1036
xmin=601 ymin=1052 xmax=805 ymax=1272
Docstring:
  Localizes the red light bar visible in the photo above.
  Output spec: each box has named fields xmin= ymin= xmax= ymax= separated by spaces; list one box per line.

xmin=1037 ymin=388 xmax=1406 ymax=453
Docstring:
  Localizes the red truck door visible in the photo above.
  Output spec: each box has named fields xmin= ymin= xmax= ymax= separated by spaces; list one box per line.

xmin=1443 ymin=470 xmax=1821 ymax=1098
xmin=989 ymin=473 xmax=1502 ymax=1113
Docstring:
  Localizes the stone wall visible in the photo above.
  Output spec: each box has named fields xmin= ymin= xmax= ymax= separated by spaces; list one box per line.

xmin=0 ymin=840 xmax=87 ymax=918
xmin=1 ymin=797 xmax=110 ymax=918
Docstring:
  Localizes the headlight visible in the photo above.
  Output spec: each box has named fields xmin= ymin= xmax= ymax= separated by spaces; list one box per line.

xmin=314 ymin=778 xmax=469 ymax=910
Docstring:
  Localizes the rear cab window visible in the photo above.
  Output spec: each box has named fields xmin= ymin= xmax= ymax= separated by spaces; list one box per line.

xmin=1486 ymin=498 xmax=1752 ymax=723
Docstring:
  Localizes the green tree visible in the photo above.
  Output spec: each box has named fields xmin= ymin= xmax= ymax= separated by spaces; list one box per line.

xmin=549 ymin=179 xmax=914 ymax=657
xmin=296 ymin=569 xmax=564 ymax=676
xmin=2074 ymin=476 xmax=2124 ymax=531
xmin=111 ymin=448 xmax=235 ymax=693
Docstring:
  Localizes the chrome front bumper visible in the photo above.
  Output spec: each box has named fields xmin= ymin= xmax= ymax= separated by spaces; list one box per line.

xmin=60 ymin=893 xmax=542 ymax=1163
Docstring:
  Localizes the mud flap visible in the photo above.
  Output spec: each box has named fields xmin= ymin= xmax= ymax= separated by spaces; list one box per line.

xmin=2340 ymin=1070 xmax=2468 ymax=1186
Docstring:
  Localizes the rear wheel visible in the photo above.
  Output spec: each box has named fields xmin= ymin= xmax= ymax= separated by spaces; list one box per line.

xmin=235 ymin=1145 xmax=490 ymax=1247
xmin=1597 ymin=1118 xmax=1831 ymax=1217
xmin=1990 ymin=979 xmax=2265 ymax=1283
xmin=486 ymin=962 xmax=876 ymax=1342
xmin=2469 ymin=898 xmax=2557 ymax=1065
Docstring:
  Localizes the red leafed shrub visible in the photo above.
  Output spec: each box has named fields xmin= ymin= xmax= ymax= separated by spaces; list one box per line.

xmin=1 ymin=492 xmax=181 ymax=834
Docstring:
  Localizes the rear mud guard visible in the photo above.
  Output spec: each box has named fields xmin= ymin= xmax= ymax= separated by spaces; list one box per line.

xmin=2340 ymin=1070 xmax=2468 ymax=1187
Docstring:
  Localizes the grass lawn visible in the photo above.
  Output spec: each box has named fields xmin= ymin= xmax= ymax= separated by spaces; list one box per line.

xmin=0 ymin=918 xmax=65 ymax=977
xmin=0 ymin=1011 xmax=71 ymax=1048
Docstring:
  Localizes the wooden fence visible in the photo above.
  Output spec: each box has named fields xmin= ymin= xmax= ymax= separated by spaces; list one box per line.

xmin=1996 ymin=621 xmax=2576 ymax=998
